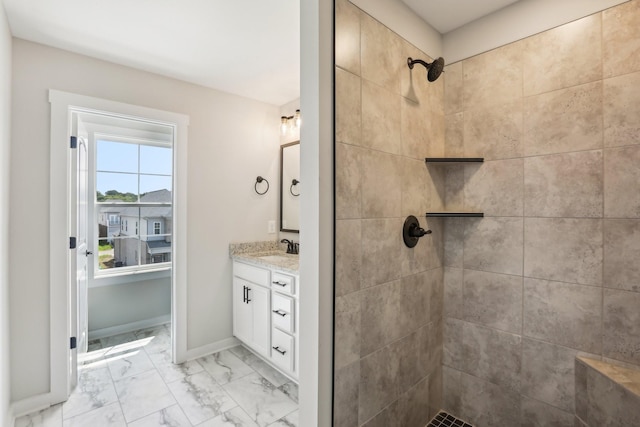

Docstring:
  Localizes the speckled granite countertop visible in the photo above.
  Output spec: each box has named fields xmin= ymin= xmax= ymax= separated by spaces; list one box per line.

xmin=229 ymin=241 xmax=299 ymax=274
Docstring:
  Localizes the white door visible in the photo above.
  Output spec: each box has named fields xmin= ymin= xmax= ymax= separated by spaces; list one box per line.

xmin=69 ymin=113 xmax=89 ymax=390
xmin=233 ymin=278 xmax=253 ymax=344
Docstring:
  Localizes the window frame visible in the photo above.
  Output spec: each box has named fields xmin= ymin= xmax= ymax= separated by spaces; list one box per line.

xmin=91 ymin=133 xmax=174 ymax=279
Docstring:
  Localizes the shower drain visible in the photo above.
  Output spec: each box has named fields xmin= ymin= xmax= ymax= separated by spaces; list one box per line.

xmin=427 ymin=411 xmax=475 ymax=427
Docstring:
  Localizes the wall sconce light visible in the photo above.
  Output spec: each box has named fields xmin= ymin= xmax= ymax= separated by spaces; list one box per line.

xmin=280 ymin=109 xmax=301 ymax=135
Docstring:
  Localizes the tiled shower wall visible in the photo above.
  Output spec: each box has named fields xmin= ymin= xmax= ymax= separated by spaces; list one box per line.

xmin=442 ymin=1 xmax=640 ymax=425
xmin=333 ymin=0 xmax=446 ymax=425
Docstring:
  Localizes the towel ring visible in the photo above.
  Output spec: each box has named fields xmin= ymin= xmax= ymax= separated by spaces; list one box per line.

xmin=255 ymin=176 xmax=269 ymax=195
xmin=290 ymin=179 xmax=300 ymax=197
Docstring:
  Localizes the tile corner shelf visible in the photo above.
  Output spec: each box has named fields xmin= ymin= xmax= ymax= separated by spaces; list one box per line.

xmin=425 ymin=212 xmax=484 ymax=218
xmin=425 ymin=157 xmax=484 ymax=164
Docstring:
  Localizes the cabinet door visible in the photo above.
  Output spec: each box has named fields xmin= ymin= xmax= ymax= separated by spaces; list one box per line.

xmin=249 ymin=284 xmax=271 ymax=357
xmin=233 ymin=279 xmax=252 ymax=344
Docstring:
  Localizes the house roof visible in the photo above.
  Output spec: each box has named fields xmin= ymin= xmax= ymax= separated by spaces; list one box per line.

xmin=112 ymin=189 xmax=172 ymax=219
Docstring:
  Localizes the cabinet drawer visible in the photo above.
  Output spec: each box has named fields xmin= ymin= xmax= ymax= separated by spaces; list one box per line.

xmin=271 ymin=293 xmax=294 ymax=333
xmin=271 ymin=272 xmax=295 ymax=295
xmin=271 ymin=328 xmax=294 ymax=373
xmin=234 ymin=261 xmax=270 ymax=286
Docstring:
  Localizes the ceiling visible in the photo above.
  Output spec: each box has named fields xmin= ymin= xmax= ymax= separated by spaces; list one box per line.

xmin=401 ymin=0 xmax=522 ymax=34
xmin=2 ymin=0 xmax=300 ymax=106
xmin=2 ymin=0 xmax=533 ymax=106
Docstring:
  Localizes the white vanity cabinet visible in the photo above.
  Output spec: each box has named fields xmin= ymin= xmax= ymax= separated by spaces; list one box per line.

xmin=232 ymin=260 xmax=299 ymax=381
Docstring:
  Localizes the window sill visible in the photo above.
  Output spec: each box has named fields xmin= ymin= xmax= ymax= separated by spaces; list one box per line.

xmin=90 ymin=266 xmax=171 ymax=288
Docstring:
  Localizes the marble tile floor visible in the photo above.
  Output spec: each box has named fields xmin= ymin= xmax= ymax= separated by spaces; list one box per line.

xmin=16 ymin=324 xmax=298 ymax=427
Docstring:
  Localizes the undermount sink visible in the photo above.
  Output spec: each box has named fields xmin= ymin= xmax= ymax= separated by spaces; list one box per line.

xmin=257 ymin=254 xmax=295 ymax=263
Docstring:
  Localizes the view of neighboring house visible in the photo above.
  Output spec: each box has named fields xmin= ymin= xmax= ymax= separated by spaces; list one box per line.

xmin=98 ymin=189 xmax=172 ymax=268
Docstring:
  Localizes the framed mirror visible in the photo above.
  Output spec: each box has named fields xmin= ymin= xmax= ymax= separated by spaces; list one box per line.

xmin=280 ymin=141 xmax=300 ymax=233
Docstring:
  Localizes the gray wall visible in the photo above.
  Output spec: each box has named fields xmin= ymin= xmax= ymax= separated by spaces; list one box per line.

xmin=333 ymin=0 xmax=445 ymax=425
xmin=9 ymin=38 xmax=281 ymax=401
xmin=442 ymin=2 xmax=640 ymax=425
xmin=0 ymin=5 xmax=11 ymax=426
xmin=88 ymin=278 xmax=171 ymax=332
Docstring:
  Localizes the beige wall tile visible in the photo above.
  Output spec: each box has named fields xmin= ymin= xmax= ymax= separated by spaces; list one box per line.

xmin=361 ymin=218 xmax=402 ymax=288
xmin=361 ymin=402 xmax=399 ymax=427
xmin=524 ymin=82 xmax=603 ymax=156
xmin=603 ymin=0 xmax=640 ymax=78
xmin=604 ymin=219 xmax=640 ymax=292
xmin=443 ymin=166 xmax=464 ymax=211
xmin=443 ymin=318 xmax=464 ymax=371
xmin=460 ymin=371 xmax=521 ymax=427
xmin=523 ymin=278 xmax=602 ymax=353
xmin=464 ymin=217 xmax=524 ymax=276
xmin=443 ymin=218 xmax=464 ymax=268
xmin=442 ymin=367 xmax=463 ymax=415
xmin=405 ymin=217 xmax=444 ymax=274
xmin=335 ymin=291 xmax=362 ymax=369
xmin=603 ymin=289 xmax=640 ymax=365
xmin=359 ymin=280 xmax=405 ymax=356
xmin=335 ymin=142 xmax=363 ymax=219
xmin=401 ymin=97 xmax=431 ymax=160
xmin=335 ymin=68 xmax=361 ymax=146
xmin=463 ymin=42 xmax=523 ymax=110
xmin=361 ymin=13 xmax=402 ymax=94
xmin=524 ymin=218 xmax=603 ymax=286
xmin=401 ymin=271 xmax=431 ymax=331
xmin=604 ymin=145 xmax=640 ymax=218
xmin=335 ymin=219 xmax=362 ymax=297
xmin=462 ymin=323 xmax=521 ymax=390
xmin=428 ymin=266 xmax=444 ymax=324
xmin=397 ymin=377 xmax=431 ymax=427
xmin=520 ymin=396 xmax=574 ymax=427
xmin=463 ymin=101 xmax=523 ymax=160
xmin=400 ymin=157 xmax=430 ymax=217
xmin=524 ymin=150 xmax=603 ymax=218
xmin=604 ymin=71 xmax=640 ymax=147
xmin=428 ymin=368 xmax=443 ymax=419
xmin=585 ymin=361 xmax=640 ymax=427
xmin=361 ymin=80 xmax=402 ymax=154
xmin=361 ymin=149 xmax=402 ymax=218
xmin=359 ymin=346 xmax=399 ymax=424
xmin=392 ymin=332 xmax=425 ymax=393
xmin=334 ymin=361 xmax=360 ymax=427
xmin=444 ymin=267 xmax=463 ymax=320
xmin=445 ymin=112 xmax=464 ymax=158
xmin=464 ymin=159 xmax=524 ymax=217
xmin=335 ymin=0 xmax=361 ymax=76
xmin=463 ymin=269 xmax=523 ymax=334
xmin=523 ymin=14 xmax=602 ymax=96
xmin=444 ymin=62 xmax=463 ymax=115
xmin=521 ymin=338 xmax=584 ymax=412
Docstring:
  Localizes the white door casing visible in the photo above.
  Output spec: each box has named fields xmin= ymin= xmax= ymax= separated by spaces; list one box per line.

xmin=49 ymin=90 xmax=189 ymax=406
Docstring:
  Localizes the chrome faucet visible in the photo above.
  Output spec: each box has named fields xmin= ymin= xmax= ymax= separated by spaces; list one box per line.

xmin=280 ymin=239 xmax=299 ymax=254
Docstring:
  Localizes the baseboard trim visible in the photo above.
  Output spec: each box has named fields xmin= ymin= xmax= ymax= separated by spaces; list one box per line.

xmin=183 ymin=337 xmax=240 ymax=362
xmin=88 ymin=314 xmax=171 ymax=340
xmin=10 ymin=392 xmax=52 ymax=420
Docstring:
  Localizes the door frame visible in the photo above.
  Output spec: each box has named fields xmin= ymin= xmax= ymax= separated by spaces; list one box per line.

xmin=48 ymin=90 xmax=189 ymax=403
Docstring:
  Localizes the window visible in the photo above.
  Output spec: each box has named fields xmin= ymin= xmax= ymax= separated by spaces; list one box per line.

xmin=96 ymin=139 xmax=173 ymax=274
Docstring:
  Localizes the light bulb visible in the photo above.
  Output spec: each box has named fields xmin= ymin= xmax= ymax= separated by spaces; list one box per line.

xmin=280 ymin=116 xmax=288 ymax=135
xmin=294 ymin=110 xmax=301 ymax=128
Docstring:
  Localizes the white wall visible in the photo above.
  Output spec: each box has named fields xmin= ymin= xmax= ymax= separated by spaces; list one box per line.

xmin=0 ymin=5 xmax=11 ymax=426
xmin=9 ymin=38 xmax=281 ymax=401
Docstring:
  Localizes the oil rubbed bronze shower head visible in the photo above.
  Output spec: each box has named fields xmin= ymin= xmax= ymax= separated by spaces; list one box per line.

xmin=407 ymin=56 xmax=445 ymax=82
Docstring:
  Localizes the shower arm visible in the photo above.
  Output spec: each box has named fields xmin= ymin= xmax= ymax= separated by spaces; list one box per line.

xmin=407 ymin=58 xmax=431 ymax=70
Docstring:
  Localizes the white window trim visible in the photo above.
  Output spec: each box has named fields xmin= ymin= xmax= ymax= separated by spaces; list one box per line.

xmin=49 ymin=89 xmax=189 ymax=407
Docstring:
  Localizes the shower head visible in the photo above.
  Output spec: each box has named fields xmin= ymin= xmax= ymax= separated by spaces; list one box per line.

xmin=407 ymin=56 xmax=445 ymax=82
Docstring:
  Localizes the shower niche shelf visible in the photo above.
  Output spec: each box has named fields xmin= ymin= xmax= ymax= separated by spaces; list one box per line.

xmin=425 ymin=157 xmax=484 ymax=164
xmin=426 ymin=212 xmax=484 ymax=218
xmin=424 ymin=157 xmax=484 ymax=218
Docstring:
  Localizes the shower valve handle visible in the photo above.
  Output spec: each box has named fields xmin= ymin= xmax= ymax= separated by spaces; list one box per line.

xmin=410 ymin=226 xmax=432 ymax=238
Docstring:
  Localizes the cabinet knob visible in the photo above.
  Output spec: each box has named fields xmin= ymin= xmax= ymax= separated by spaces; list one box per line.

xmin=272 ymin=346 xmax=287 ymax=355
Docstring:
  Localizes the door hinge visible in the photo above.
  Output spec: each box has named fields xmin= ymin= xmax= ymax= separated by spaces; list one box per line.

xmin=70 ymin=136 xmax=77 ymax=149
xmin=69 ymin=237 xmax=76 ymax=249
xmin=70 ymin=336 xmax=77 ymax=349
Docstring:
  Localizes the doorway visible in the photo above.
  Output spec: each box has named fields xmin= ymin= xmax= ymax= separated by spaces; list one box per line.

xmin=49 ymin=90 xmax=189 ymax=403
